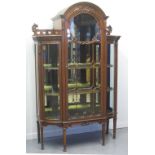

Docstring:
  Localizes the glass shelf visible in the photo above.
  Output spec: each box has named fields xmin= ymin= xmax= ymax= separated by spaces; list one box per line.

xmin=45 ymin=92 xmax=59 ymax=96
xmin=43 ymin=63 xmax=101 ymax=70
xmin=68 ymin=87 xmax=100 ymax=95
xmin=45 ymin=106 xmax=60 ymax=112
xmin=107 ymin=64 xmax=114 ymax=68
xmin=43 ymin=64 xmax=59 ymax=70
xmin=44 ymin=83 xmax=100 ymax=93
xmin=68 ymin=39 xmax=100 ymax=45
xmin=67 ymin=63 xmax=92 ymax=69
xmin=68 ymin=104 xmax=90 ymax=110
xmin=68 ymin=82 xmax=90 ymax=89
xmin=44 ymin=85 xmax=59 ymax=94
xmin=107 ymin=87 xmax=114 ymax=92
xmin=67 ymin=63 xmax=100 ymax=69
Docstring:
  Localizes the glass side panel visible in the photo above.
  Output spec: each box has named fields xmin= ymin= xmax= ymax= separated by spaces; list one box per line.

xmin=67 ymin=14 xmax=102 ymax=120
xmin=42 ymin=44 xmax=60 ymax=120
xmin=107 ymin=44 xmax=115 ymax=112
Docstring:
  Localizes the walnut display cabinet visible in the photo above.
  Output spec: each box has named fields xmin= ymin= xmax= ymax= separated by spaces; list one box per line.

xmin=32 ymin=2 xmax=120 ymax=152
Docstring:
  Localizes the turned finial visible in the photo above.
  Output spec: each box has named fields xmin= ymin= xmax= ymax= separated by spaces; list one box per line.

xmin=106 ymin=25 xmax=112 ymax=35
xmin=32 ymin=23 xmax=38 ymax=33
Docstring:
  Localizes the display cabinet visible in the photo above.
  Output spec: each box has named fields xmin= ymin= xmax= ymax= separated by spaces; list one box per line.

xmin=32 ymin=2 xmax=120 ymax=152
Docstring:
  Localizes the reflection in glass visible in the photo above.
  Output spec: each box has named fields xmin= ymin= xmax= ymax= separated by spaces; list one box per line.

xmin=95 ymin=68 xmax=101 ymax=87
xmin=68 ymin=92 xmax=101 ymax=119
xmin=68 ymin=14 xmax=100 ymax=41
xmin=68 ymin=43 xmax=100 ymax=64
xmin=43 ymin=44 xmax=59 ymax=67
xmin=68 ymin=68 xmax=92 ymax=90
xmin=44 ymin=95 xmax=60 ymax=119
xmin=42 ymin=44 xmax=60 ymax=119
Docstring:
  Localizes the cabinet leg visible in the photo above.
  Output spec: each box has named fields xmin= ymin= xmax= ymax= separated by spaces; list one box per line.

xmin=106 ymin=119 xmax=109 ymax=134
xmin=40 ymin=125 xmax=44 ymax=150
xmin=113 ymin=117 xmax=117 ymax=139
xmin=63 ymin=128 xmax=67 ymax=152
xmin=37 ymin=121 xmax=40 ymax=143
xmin=102 ymin=123 xmax=106 ymax=145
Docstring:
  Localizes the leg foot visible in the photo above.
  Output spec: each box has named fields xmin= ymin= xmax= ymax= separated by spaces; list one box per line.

xmin=106 ymin=119 xmax=109 ymax=134
xmin=102 ymin=123 xmax=106 ymax=145
xmin=113 ymin=117 xmax=117 ymax=139
xmin=63 ymin=128 xmax=67 ymax=152
xmin=40 ymin=125 xmax=44 ymax=150
xmin=37 ymin=121 xmax=40 ymax=143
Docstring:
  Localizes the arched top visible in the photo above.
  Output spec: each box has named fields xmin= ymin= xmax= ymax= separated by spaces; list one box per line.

xmin=64 ymin=2 xmax=107 ymax=21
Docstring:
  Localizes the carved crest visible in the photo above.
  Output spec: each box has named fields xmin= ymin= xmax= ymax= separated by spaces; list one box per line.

xmin=64 ymin=2 xmax=106 ymax=22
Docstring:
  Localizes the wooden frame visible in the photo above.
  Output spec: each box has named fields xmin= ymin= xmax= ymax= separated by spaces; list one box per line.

xmin=32 ymin=2 xmax=120 ymax=152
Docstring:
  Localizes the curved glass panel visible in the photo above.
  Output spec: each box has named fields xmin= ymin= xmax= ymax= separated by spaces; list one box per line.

xmin=107 ymin=44 xmax=115 ymax=112
xmin=42 ymin=44 xmax=60 ymax=120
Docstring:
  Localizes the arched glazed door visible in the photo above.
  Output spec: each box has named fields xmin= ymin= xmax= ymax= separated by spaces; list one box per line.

xmin=65 ymin=13 xmax=105 ymax=120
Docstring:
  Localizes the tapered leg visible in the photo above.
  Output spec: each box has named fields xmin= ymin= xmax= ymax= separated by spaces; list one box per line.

xmin=113 ymin=117 xmax=117 ymax=139
xmin=40 ymin=125 xmax=44 ymax=150
xmin=63 ymin=128 xmax=67 ymax=152
xmin=102 ymin=123 xmax=106 ymax=145
xmin=37 ymin=121 xmax=40 ymax=143
xmin=106 ymin=119 xmax=109 ymax=134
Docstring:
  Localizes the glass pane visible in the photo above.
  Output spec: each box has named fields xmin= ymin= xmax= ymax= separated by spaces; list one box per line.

xmin=95 ymin=44 xmax=100 ymax=63
xmin=68 ymin=68 xmax=93 ymax=90
xmin=44 ymin=95 xmax=60 ymax=119
xmin=68 ymin=92 xmax=101 ymax=119
xmin=67 ymin=14 xmax=100 ymax=41
xmin=95 ymin=67 xmax=101 ymax=87
xmin=42 ymin=44 xmax=60 ymax=120
xmin=68 ymin=43 xmax=92 ymax=64
xmin=107 ymin=44 xmax=115 ymax=112
xmin=110 ymin=44 xmax=114 ymax=66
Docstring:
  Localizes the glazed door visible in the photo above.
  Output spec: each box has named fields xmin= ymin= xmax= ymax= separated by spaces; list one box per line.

xmin=66 ymin=14 xmax=103 ymax=120
xmin=40 ymin=42 xmax=61 ymax=120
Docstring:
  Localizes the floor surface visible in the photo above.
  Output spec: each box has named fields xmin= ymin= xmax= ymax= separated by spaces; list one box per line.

xmin=26 ymin=128 xmax=128 ymax=154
